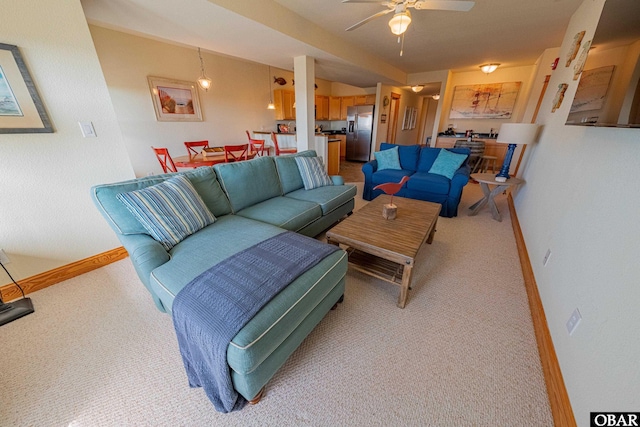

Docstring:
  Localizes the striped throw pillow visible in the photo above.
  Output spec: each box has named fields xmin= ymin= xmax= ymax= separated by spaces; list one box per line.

xmin=117 ymin=175 xmax=216 ymax=250
xmin=294 ymin=156 xmax=334 ymax=190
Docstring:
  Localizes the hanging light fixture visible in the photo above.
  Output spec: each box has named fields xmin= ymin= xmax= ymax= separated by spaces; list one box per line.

xmin=267 ymin=66 xmax=275 ymax=110
xmin=411 ymin=85 xmax=424 ymax=93
xmin=479 ymin=63 xmax=500 ymax=74
xmin=388 ymin=9 xmax=411 ymax=35
xmin=432 ymin=94 xmax=440 ymax=100
xmin=196 ymin=48 xmax=212 ymax=91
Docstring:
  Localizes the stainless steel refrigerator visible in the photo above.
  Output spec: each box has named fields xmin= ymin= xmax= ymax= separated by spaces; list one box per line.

xmin=346 ymin=105 xmax=374 ymax=162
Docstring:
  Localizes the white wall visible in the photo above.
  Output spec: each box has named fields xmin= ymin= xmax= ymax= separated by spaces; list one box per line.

xmin=514 ymin=0 xmax=640 ymax=424
xmin=0 ymin=0 xmax=134 ymax=286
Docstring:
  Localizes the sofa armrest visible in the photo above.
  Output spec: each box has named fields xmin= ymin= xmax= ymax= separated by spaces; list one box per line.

xmin=330 ymin=175 xmax=344 ymax=186
xmin=450 ymin=164 xmax=471 ymax=195
xmin=118 ymin=233 xmax=170 ymax=310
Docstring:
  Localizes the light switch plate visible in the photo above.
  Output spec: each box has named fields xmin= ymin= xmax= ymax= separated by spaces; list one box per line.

xmin=79 ymin=121 xmax=96 ymax=137
xmin=566 ymin=308 xmax=582 ymax=336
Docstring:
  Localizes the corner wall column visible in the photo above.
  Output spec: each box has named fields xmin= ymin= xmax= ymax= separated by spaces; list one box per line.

xmin=293 ymin=56 xmax=315 ymax=152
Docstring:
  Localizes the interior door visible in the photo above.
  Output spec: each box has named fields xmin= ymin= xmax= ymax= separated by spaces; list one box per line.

xmin=386 ymin=92 xmax=401 ymax=144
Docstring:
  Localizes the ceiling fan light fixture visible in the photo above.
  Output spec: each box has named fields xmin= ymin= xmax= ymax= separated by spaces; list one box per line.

xmin=196 ymin=48 xmax=212 ymax=91
xmin=479 ymin=63 xmax=500 ymax=74
xmin=432 ymin=94 xmax=440 ymax=100
xmin=388 ymin=10 xmax=411 ymax=35
xmin=411 ymin=85 xmax=424 ymax=93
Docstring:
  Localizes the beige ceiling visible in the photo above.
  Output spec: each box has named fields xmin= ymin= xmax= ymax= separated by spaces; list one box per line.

xmin=81 ymin=0 xmax=583 ymax=88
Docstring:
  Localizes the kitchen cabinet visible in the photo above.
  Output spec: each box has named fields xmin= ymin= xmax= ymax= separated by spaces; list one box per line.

xmin=329 ymin=96 xmax=342 ymax=120
xmin=354 ymin=95 xmax=376 ymax=106
xmin=274 ymin=89 xmax=295 ymax=120
xmin=340 ymin=96 xmax=354 ymax=120
xmin=334 ymin=134 xmax=346 ymax=159
xmin=327 ymin=140 xmax=340 ymax=175
xmin=315 ymin=95 xmax=329 ymax=120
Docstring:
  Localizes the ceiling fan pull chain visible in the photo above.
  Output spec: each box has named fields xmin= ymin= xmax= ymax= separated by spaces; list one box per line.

xmin=400 ymin=33 xmax=405 ymax=56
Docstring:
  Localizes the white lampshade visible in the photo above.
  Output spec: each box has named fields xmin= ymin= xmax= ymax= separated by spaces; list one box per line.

xmin=389 ymin=10 xmax=411 ymax=35
xmin=411 ymin=85 xmax=424 ymax=93
xmin=432 ymin=94 xmax=440 ymax=100
xmin=496 ymin=123 xmax=539 ymax=145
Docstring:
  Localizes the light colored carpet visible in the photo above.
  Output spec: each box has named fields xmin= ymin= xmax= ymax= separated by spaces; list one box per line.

xmin=0 ymin=182 xmax=552 ymax=426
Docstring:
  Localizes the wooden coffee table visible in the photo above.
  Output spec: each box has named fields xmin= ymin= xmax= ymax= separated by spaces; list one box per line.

xmin=326 ymin=196 xmax=441 ymax=308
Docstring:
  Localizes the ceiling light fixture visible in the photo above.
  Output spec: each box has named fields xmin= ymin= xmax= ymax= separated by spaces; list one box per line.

xmin=411 ymin=85 xmax=424 ymax=93
xmin=432 ymin=94 xmax=440 ymax=100
xmin=388 ymin=9 xmax=411 ymax=35
xmin=196 ymin=48 xmax=212 ymax=91
xmin=479 ymin=63 xmax=500 ymax=74
xmin=267 ymin=66 xmax=275 ymax=110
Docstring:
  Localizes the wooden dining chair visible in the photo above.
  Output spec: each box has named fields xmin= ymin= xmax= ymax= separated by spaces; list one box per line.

xmin=184 ymin=140 xmax=209 ymax=157
xmin=152 ymin=147 xmax=178 ymax=173
xmin=244 ymin=131 xmax=266 ymax=157
xmin=224 ymin=144 xmax=250 ymax=162
xmin=270 ymin=132 xmax=297 ymax=156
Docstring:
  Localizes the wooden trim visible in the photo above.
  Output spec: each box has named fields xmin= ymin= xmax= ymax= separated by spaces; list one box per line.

xmin=508 ymin=195 xmax=576 ymax=427
xmin=0 ymin=247 xmax=128 ymax=301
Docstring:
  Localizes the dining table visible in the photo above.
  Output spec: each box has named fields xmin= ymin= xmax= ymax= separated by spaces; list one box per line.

xmin=173 ymin=150 xmax=259 ymax=168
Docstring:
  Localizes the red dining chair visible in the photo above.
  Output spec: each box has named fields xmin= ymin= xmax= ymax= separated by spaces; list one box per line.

xmin=270 ymin=132 xmax=297 ymax=156
xmin=224 ymin=144 xmax=250 ymax=162
xmin=184 ymin=140 xmax=209 ymax=157
xmin=152 ymin=147 xmax=178 ymax=173
xmin=245 ymin=131 xmax=267 ymax=157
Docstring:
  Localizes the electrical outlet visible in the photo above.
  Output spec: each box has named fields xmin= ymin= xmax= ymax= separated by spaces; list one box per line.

xmin=566 ymin=308 xmax=582 ymax=336
xmin=543 ymin=249 xmax=552 ymax=266
xmin=0 ymin=249 xmax=10 ymax=264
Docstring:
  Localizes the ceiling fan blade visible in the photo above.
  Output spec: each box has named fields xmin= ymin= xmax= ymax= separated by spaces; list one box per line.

xmin=345 ymin=9 xmax=394 ymax=31
xmin=413 ymin=0 xmax=475 ymax=12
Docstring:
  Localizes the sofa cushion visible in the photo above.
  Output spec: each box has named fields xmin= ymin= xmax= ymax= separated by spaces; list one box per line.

xmin=236 ymin=196 xmax=322 ymax=232
xmin=380 ymin=143 xmax=420 ymax=171
xmin=149 ymin=215 xmax=287 ymax=310
xmin=92 ymin=167 xmax=230 ymax=235
xmin=374 ymin=146 xmax=401 ymax=170
xmin=285 ymin=184 xmax=357 ymax=215
xmin=295 ymin=156 xmax=334 ymax=190
xmin=371 ymin=168 xmax=414 ymax=186
xmin=116 ymin=175 xmax=216 ymax=250
xmin=418 ymin=147 xmax=470 ymax=172
xmin=214 ymin=156 xmax=282 ymax=213
xmin=428 ymin=149 xmax=468 ymax=179
xmin=274 ymin=150 xmax=317 ymax=194
xmin=405 ymin=172 xmax=452 ymax=195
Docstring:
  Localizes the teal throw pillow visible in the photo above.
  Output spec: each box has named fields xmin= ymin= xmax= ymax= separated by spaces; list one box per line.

xmin=117 ymin=175 xmax=216 ymax=250
xmin=295 ymin=156 xmax=334 ymax=190
xmin=428 ymin=149 xmax=468 ymax=179
xmin=374 ymin=146 xmax=401 ymax=171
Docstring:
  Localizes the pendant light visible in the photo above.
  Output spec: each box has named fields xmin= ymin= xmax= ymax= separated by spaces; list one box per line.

xmin=197 ymin=48 xmax=212 ymax=91
xmin=267 ymin=66 xmax=276 ymax=110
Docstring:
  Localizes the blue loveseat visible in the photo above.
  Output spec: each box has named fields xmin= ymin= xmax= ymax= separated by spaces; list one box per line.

xmin=91 ymin=150 xmax=356 ymax=409
xmin=362 ymin=143 xmax=471 ymax=217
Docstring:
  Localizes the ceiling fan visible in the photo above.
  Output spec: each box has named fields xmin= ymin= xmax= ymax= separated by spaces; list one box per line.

xmin=343 ymin=0 xmax=475 ymax=35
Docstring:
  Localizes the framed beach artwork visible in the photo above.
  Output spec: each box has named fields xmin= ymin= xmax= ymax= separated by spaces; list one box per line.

xmin=569 ymin=65 xmax=615 ymax=113
xmin=449 ymin=82 xmax=521 ymax=119
xmin=148 ymin=76 xmax=203 ymax=122
xmin=0 ymin=43 xmax=53 ymax=134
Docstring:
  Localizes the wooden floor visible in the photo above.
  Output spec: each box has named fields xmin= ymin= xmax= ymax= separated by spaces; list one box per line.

xmin=339 ymin=159 xmax=365 ymax=182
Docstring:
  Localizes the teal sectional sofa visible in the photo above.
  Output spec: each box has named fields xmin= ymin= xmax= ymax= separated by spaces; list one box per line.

xmin=91 ymin=150 xmax=356 ymax=407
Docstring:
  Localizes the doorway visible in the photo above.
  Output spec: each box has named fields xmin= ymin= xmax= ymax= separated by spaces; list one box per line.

xmin=386 ymin=92 xmax=401 ymax=144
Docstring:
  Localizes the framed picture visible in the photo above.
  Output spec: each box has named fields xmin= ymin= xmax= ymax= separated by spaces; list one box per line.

xmin=570 ymin=65 xmax=615 ymax=113
xmin=148 ymin=76 xmax=202 ymax=122
xmin=0 ymin=43 xmax=53 ymax=134
xmin=449 ymin=82 xmax=521 ymax=119
xmin=402 ymin=107 xmax=417 ymax=130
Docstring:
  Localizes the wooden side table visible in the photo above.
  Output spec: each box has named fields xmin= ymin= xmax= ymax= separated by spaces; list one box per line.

xmin=468 ymin=173 xmax=524 ymax=221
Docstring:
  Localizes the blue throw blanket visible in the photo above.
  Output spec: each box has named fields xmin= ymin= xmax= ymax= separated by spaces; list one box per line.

xmin=171 ymin=231 xmax=339 ymax=413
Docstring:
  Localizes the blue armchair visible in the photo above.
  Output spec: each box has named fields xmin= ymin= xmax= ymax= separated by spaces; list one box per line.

xmin=362 ymin=143 xmax=471 ymax=217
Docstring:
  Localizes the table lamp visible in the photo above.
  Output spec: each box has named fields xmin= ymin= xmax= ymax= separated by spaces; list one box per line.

xmin=495 ymin=123 xmax=539 ymax=182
